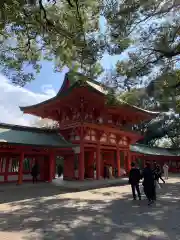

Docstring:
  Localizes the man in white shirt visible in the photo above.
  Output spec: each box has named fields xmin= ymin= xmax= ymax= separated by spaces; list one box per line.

xmin=163 ymin=163 xmax=169 ymax=180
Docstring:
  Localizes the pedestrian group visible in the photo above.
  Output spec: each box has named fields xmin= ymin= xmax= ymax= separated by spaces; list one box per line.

xmin=129 ymin=161 xmax=169 ymax=205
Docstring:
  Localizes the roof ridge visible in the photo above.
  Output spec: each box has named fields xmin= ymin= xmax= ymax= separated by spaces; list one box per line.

xmin=131 ymin=143 xmax=171 ymax=150
xmin=0 ymin=123 xmax=75 ymax=148
xmin=0 ymin=122 xmax=58 ymax=133
xmin=130 ymin=143 xmax=180 ymax=156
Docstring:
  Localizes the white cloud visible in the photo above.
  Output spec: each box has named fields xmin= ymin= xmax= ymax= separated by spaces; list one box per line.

xmin=41 ymin=84 xmax=56 ymax=97
xmin=0 ymin=74 xmax=56 ymax=126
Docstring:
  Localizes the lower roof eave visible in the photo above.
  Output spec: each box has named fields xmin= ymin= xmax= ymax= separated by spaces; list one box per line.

xmin=0 ymin=142 xmax=78 ymax=150
xmin=130 ymin=143 xmax=180 ymax=157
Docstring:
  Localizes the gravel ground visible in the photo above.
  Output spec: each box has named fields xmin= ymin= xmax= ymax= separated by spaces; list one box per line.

xmin=0 ymin=177 xmax=180 ymax=240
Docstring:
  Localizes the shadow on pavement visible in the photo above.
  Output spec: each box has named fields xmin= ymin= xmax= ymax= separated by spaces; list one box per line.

xmin=0 ymin=181 xmax=180 ymax=239
xmin=0 ymin=183 xmax=68 ymax=204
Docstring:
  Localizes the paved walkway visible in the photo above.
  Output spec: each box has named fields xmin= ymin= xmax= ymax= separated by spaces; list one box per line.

xmin=0 ymin=177 xmax=180 ymax=240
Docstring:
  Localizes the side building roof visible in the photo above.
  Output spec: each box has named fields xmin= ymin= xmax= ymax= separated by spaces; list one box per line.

xmin=130 ymin=143 xmax=180 ymax=157
xmin=0 ymin=123 xmax=74 ymax=148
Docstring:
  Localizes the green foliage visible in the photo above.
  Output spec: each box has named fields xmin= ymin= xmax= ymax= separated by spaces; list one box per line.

xmin=67 ymin=71 xmax=89 ymax=85
xmin=103 ymin=0 xmax=180 ymax=99
xmin=119 ymin=89 xmax=145 ymax=106
xmin=118 ymin=87 xmax=163 ymax=111
xmin=176 ymin=99 xmax=180 ymax=112
xmin=106 ymin=88 xmax=120 ymax=106
xmin=0 ymin=0 xmax=103 ymax=85
xmin=117 ymin=86 xmax=180 ymax=146
xmin=89 ymin=0 xmax=180 ymax=145
xmin=146 ymin=69 xmax=180 ymax=111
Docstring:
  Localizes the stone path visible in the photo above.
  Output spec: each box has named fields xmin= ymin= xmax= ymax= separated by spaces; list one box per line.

xmin=0 ymin=177 xmax=180 ymax=240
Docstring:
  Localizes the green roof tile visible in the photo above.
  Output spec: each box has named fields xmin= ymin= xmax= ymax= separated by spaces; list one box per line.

xmin=0 ymin=123 xmax=74 ymax=148
xmin=130 ymin=144 xmax=180 ymax=156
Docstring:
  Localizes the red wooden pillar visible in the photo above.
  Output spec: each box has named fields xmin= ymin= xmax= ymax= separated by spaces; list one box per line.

xmin=52 ymin=154 xmax=56 ymax=179
xmin=121 ymin=150 xmax=125 ymax=170
xmin=4 ymin=157 xmax=10 ymax=182
xmin=79 ymin=126 xmax=84 ymax=180
xmin=88 ymin=151 xmax=94 ymax=178
xmin=126 ymin=151 xmax=131 ymax=173
xmin=18 ymin=152 xmax=24 ymax=185
xmin=0 ymin=157 xmax=3 ymax=173
xmin=116 ymin=148 xmax=121 ymax=177
xmin=39 ymin=156 xmax=44 ymax=181
xmin=49 ymin=152 xmax=54 ymax=182
xmin=96 ymin=141 xmax=101 ymax=180
xmin=124 ymin=151 xmax=128 ymax=173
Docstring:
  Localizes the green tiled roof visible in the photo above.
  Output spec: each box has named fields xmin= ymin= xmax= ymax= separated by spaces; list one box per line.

xmin=130 ymin=144 xmax=180 ymax=156
xmin=0 ymin=123 xmax=74 ymax=148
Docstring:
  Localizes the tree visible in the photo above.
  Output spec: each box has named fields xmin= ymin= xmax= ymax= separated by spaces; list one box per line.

xmin=119 ymin=88 xmax=180 ymax=147
xmin=118 ymin=88 xmax=159 ymax=110
xmin=0 ymin=0 xmax=103 ymax=85
xmin=1 ymin=0 xmax=179 ymax=92
xmin=103 ymin=0 xmax=180 ymax=95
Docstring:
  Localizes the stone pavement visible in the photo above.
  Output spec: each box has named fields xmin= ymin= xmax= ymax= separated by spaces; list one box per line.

xmin=0 ymin=177 xmax=180 ymax=240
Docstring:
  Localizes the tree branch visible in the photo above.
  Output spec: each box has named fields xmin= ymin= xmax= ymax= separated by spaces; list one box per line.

xmin=142 ymin=47 xmax=180 ymax=58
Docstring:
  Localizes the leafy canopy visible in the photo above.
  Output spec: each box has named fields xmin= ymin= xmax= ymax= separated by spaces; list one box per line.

xmin=103 ymin=0 xmax=180 ymax=85
xmin=0 ymin=0 xmax=103 ymax=85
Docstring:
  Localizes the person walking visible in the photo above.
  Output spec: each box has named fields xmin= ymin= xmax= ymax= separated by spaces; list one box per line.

xmin=129 ymin=162 xmax=141 ymax=200
xmin=156 ymin=164 xmax=165 ymax=184
xmin=152 ymin=163 xmax=165 ymax=194
xmin=31 ymin=162 xmax=39 ymax=184
xmin=163 ymin=163 xmax=169 ymax=180
xmin=142 ymin=162 xmax=156 ymax=205
xmin=152 ymin=162 xmax=159 ymax=197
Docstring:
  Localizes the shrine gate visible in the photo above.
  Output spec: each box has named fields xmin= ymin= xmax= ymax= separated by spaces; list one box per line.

xmin=20 ymin=71 xmax=159 ymax=181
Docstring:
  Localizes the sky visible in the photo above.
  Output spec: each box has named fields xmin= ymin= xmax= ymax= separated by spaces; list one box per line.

xmin=0 ymin=54 xmax=121 ymax=126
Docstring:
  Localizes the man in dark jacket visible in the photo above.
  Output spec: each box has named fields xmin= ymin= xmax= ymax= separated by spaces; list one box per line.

xmin=129 ymin=162 xmax=141 ymax=200
xmin=142 ymin=162 xmax=156 ymax=205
